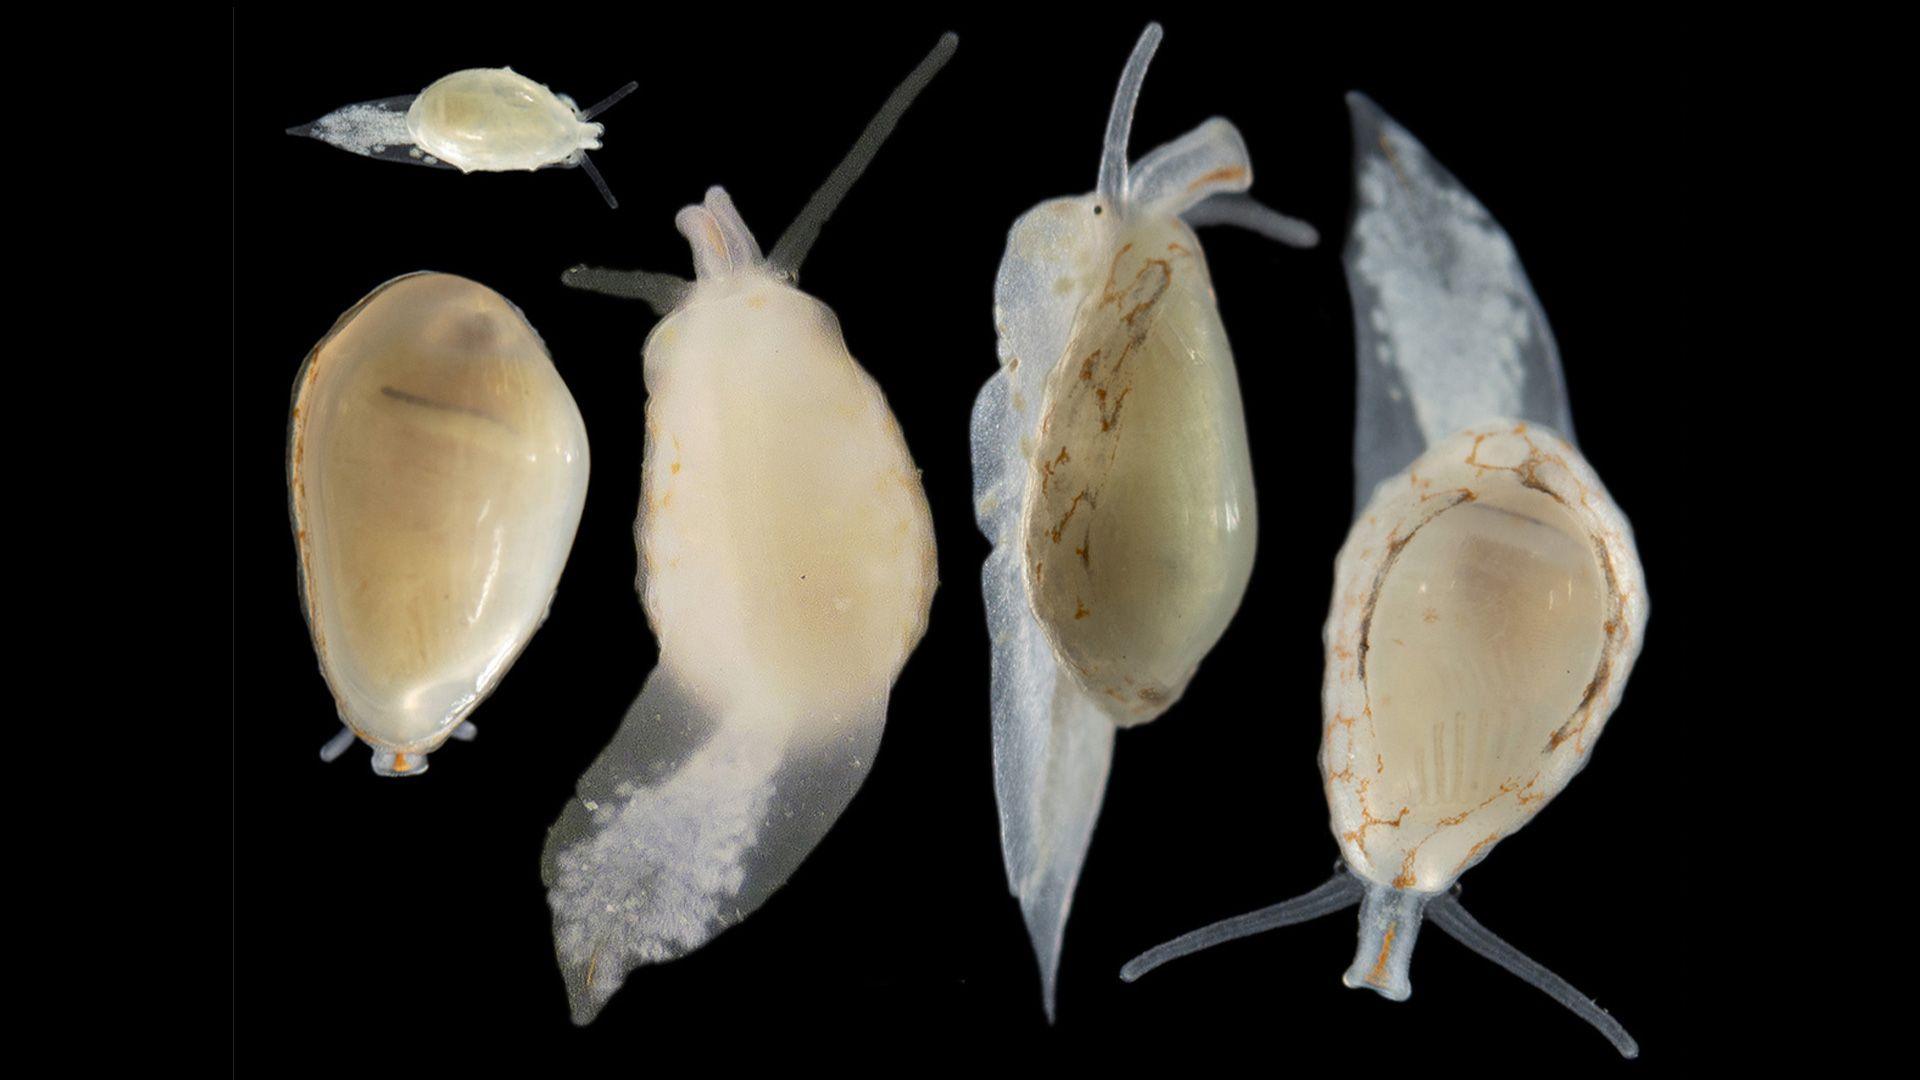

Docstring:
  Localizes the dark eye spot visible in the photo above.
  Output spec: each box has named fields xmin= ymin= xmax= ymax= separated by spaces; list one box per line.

xmin=1093 ymin=205 xmax=1104 ymax=216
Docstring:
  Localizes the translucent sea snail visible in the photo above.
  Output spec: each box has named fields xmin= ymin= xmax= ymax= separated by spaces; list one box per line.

xmin=969 ymin=23 xmax=1317 ymax=1020
xmin=539 ymin=34 xmax=954 ymax=1025
xmin=289 ymin=272 xmax=589 ymax=776
xmin=1121 ymin=94 xmax=1649 ymax=1058
xmin=288 ymin=68 xmax=639 ymax=207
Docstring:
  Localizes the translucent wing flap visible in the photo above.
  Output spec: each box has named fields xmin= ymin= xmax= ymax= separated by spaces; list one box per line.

xmin=286 ymin=94 xmax=456 ymax=169
xmin=976 ymin=421 xmax=1116 ymax=1020
xmin=974 ymin=195 xmax=1118 ymax=1018
xmin=1343 ymin=92 xmax=1574 ymax=510
xmin=1001 ymin=673 xmax=1114 ymax=1020
xmin=1127 ymin=118 xmax=1254 ymax=219
xmin=542 ymin=667 xmax=884 ymax=1024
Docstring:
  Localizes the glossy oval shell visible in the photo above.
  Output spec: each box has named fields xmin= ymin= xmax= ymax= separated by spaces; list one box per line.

xmin=405 ymin=68 xmax=597 ymax=172
xmin=1021 ymin=215 xmax=1256 ymax=724
xmin=638 ymin=275 xmax=936 ymax=730
xmin=290 ymin=272 xmax=589 ymax=753
xmin=1321 ymin=422 xmax=1645 ymax=892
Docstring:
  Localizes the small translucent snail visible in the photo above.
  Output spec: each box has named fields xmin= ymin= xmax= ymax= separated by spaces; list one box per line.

xmin=540 ymin=34 xmax=954 ymax=1024
xmin=287 ymin=68 xmax=638 ymax=207
xmin=1121 ymin=95 xmax=1649 ymax=1058
xmin=970 ymin=23 xmax=1317 ymax=1020
xmin=289 ymin=272 xmax=590 ymax=776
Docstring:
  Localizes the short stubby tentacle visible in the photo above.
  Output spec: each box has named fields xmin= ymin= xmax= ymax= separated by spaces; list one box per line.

xmin=317 ymin=725 xmax=356 ymax=764
xmin=676 ymin=187 xmax=765 ymax=281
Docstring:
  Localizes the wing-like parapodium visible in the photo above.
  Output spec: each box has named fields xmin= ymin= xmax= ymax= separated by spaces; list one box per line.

xmin=542 ymin=668 xmax=885 ymax=1025
xmin=286 ymin=95 xmax=455 ymax=168
xmin=972 ymin=197 xmax=1115 ymax=1020
xmin=1343 ymin=93 xmax=1574 ymax=510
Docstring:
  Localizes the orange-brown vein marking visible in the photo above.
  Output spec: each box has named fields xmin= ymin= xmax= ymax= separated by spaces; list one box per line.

xmin=1049 ymin=490 xmax=1090 ymax=544
xmin=1367 ymin=922 xmax=1399 ymax=987
xmin=1039 ymin=445 xmax=1070 ymax=494
xmin=1341 ymin=778 xmax=1410 ymax=858
xmin=1027 ymin=242 xmax=1181 ymax=558
xmin=1099 ymin=243 xmax=1172 ymax=328
xmin=1189 ymin=165 xmax=1248 ymax=192
xmin=1448 ymin=833 xmax=1504 ymax=880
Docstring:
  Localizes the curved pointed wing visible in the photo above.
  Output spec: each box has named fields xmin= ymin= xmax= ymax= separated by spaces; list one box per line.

xmin=286 ymin=94 xmax=456 ymax=168
xmin=972 ymin=196 xmax=1117 ymax=1019
xmin=1343 ymin=92 xmax=1573 ymax=511
xmin=542 ymin=668 xmax=885 ymax=1024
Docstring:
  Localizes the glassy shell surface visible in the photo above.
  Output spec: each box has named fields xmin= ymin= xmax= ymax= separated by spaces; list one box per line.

xmin=1023 ymin=214 xmax=1255 ymax=724
xmin=641 ymin=275 xmax=936 ymax=726
xmin=1322 ymin=422 xmax=1645 ymax=891
xmin=290 ymin=272 xmax=589 ymax=752
xmin=406 ymin=68 xmax=598 ymax=172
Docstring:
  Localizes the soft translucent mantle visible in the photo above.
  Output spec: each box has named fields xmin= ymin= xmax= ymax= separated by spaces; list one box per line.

xmin=290 ymin=272 xmax=588 ymax=759
xmin=1322 ymin=422 xmax=1645 ymax=894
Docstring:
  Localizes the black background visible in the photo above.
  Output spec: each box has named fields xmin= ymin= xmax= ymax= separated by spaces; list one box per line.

xmin=236 ymin=11 xmax=1721 ymax=1073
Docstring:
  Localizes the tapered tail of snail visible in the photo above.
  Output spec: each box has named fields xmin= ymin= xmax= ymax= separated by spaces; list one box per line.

xmin=542 ymin=666 xmax=888 ymax=1024
xmin=542 ymin=669 xmax=778 ymax=1024
xmin=1120 ymin=868 xmax=1639 ymax=1058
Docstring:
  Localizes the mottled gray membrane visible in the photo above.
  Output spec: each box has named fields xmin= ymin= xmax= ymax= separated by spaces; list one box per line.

xmin=972 ymin=193 xmax=1114 ymax=1022
xmin=1344 ymin=92 xmax=1573 ymax=511
xmin=285 ymin=95 xmax=451 ymax=168
xmin=542 ymin=669 xmax=884 ymax=1024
